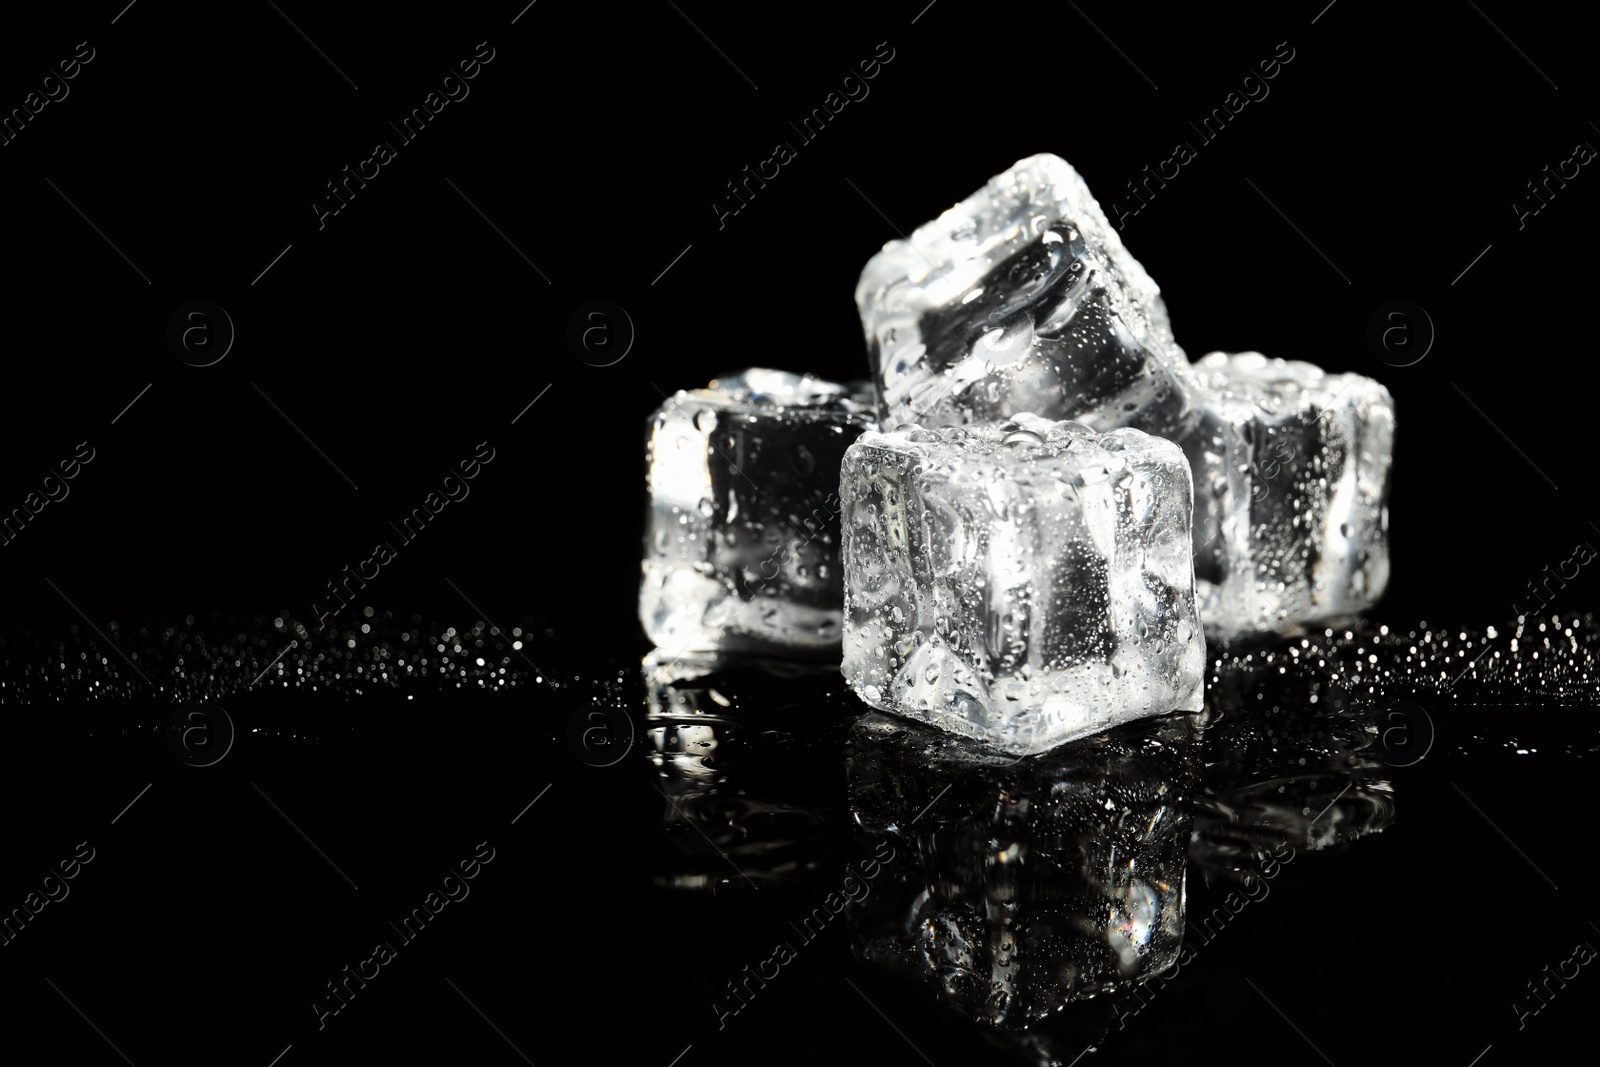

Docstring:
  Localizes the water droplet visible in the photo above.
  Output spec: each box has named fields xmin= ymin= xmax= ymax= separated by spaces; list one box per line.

xmin=698 ymin=498 xmax=715 ymax=518
xmin=1002 ymin=429 xmax=1045 ymax=448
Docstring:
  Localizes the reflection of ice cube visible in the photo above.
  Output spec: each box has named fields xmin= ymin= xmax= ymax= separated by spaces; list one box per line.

xmin=855 ymin=154 xmax=1200 ymax=437
xmin=641 ymin=650 xmax=852 ymax=892
xmin=1190 ymin=640 xmax=1396 ymax=880
xmin=841 ymin=414 xmax=1205 ymax=754
xmin=845 ymin=710 xmax=1196 ymax=1025
xmin=1180 ymin=352 xmax=1394 ymax=639
xmin=639 ymin=369 xmax=876 ymax=656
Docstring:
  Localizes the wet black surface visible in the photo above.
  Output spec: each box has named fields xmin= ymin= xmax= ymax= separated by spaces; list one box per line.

xmin=2 ymin=612 xmax=1594 ymax=1065
xmin=5 ymin=2 xmax=1599 ymax=1064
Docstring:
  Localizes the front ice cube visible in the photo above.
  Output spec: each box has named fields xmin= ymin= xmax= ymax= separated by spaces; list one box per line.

xmin=640 ymin=369 xmax=876 ymax=655
xmin=855 ymin=153 xmax=1201 ymax=436
xmin=840 ymin=414 xmax=1205 ymax=754
xmin=1179 ymin=352 xmax=1394 ymax=639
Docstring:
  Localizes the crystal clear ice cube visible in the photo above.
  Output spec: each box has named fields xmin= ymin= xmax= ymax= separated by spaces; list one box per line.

xmin=854 ymin=153 xmax=1201 ymax=436
xmin=640 ymin=369 xmax=876 ymax=655
xmin=840 ymin=413 xmax=1205 ymax=754
xmin=1179 ymin=352 xmax=1394 ymax=639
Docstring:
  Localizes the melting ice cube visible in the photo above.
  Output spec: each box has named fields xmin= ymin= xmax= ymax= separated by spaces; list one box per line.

xmin=855 ymin=153 xmax=1200 ymax=437
xmin=640 ymin=369 xmax=876 ymax=656
xmin=1179 ymin=352 xmax=1394 ymax=639
xmin=840 ymin=412 xmax=1205 ymax=754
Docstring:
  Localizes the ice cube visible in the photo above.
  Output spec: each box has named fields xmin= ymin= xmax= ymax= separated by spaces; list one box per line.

xmin=1179 ymin=352 xmax=1395 ymax=639
xmin=636 ymin=367 xmax=876 ymax=655
xmin=840 ymin=413 xmax=1205 ymax=754
xmin=855 ymin=153 xmax=1201 ymax=436
xmin=640 ymin=369 xmax=876 ymax=656
xmin=845 ymin=709 xmax=1195 ymax=1023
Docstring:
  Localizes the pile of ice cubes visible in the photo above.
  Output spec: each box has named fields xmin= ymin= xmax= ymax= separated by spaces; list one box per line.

xmin=640 ymin=154 xmax=1394 ymax=756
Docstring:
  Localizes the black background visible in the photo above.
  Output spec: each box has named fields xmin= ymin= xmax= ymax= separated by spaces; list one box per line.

xmin=1 ymin=2 xmax=1595 ymax=1065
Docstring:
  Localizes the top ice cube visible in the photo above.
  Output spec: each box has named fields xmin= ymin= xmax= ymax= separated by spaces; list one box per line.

xmin=855 ymin=153 xmax=1201 ymax=437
